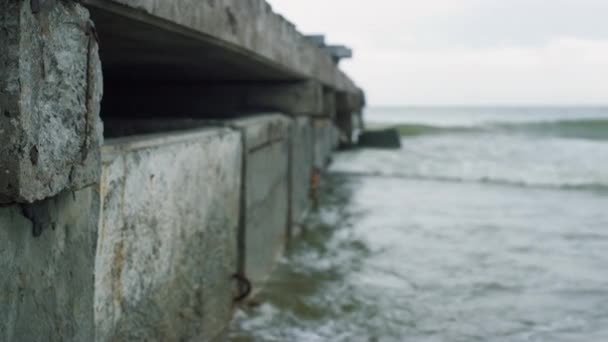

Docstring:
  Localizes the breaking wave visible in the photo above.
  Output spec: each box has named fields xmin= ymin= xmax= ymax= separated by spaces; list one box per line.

xmin=332 ymin=130 xmax=608 ymax=193
xmin=330 ymin=171 xmax=608 ymax=193
xmin=391 ymin=119 xmax=608 ymax=141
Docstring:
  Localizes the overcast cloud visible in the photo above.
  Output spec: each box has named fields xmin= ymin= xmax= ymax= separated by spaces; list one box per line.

xmin=267 ymin=0 xmax=608 ymax=106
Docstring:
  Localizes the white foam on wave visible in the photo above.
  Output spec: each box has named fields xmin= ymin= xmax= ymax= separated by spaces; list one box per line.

xmin=331 ymin=133 xmax=608 ymax=190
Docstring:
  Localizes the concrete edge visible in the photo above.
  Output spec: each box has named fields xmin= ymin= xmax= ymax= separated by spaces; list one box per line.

xmin=102 ymin=126 xmax=237 ymax=161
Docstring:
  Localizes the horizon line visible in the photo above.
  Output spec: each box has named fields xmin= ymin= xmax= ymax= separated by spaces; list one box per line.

xmin=366 ymin=104 xmax=608 ymax=108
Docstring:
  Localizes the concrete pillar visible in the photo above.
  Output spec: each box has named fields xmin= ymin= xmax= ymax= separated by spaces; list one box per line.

xmin=0 ymin=0 xmax=103 ymax=204
xmin=335 ymin=90 xmax=366 ymax=146
xmin=95 ymin=128 xmax=242 ymax=341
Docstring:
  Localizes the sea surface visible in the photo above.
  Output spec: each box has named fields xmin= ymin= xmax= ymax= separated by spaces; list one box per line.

xmin=231 ymin=107 xmax=608 ymax=342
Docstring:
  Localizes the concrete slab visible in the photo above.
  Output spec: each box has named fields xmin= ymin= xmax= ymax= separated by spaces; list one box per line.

xmin=305 ymin=35 xmax=326 ymax=48
xmin=325 ymin=45 xmax=353 ymax=64
xmin=95 ymin=128 xmax=242 ymax=341
xmin=98 ymin=114 xmax=292 ymax=290
xmin=289 ymin=117 xmax=314 ymax=237
xmin=0 ymin=0 xmax=103 ymax=203
xmin=231 ymin=114 xmax=291 ymax=288
xmin=0 ymin=187 xmax=98 ymax=342
xmin=81 ymin=0 xmax=360 ymax=94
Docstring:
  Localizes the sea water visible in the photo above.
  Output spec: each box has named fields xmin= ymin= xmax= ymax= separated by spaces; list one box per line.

xmin=231 ymin=107 xmax=608 ymax=342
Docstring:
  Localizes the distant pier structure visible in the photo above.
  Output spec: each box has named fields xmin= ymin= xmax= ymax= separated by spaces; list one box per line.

xmin=0 ymin=1 xmax=364 ymax=341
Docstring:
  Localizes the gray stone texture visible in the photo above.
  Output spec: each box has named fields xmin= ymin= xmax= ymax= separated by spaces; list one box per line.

xmin=0 ymin=187 xmax=99 ymax=342
xmin=0 ymin=0 xmax=103 ymax=204
xmin=95 ymin=128 xmax=242 ymax=342
xmin=231 ymin=114 xmax=291 ymax=287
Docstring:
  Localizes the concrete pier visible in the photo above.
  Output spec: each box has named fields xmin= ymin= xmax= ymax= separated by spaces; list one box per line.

xmin=0 ymin=0 xmax=365 ymax=340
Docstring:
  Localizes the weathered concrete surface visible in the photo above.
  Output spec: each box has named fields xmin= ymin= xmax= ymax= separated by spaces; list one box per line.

xmin=289 ymin=116 xmax=314 ymax=237
xmin=313 ymin=119 xmax=335 ymax=168
xmin=231 ymin=114 xmax=291 ymax=288
xmin=0 ymin=187 xmax=98 ymax=342
xmin=323 ymin=89 xmax=337 ymax=119
xmin=331 ymin=124 xmax=341 ymax=150
xmin=0 ymin=0 xmax=103 ymax=203
xmin=95 ymin=128 xmax=242 ymax=341
xmin=101 ymin=81 xmax=325 ymax=119
xmin=99 ymin=114 xmax=294 ymax=283
xmin=102 ymin=114 xmax=294 ymax=291
xmin=81 ymin=0 xmax=360 ymax=94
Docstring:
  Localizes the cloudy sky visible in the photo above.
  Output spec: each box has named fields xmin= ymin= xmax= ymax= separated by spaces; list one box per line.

xmin=267 ymin=0 xmax=608 ymax=106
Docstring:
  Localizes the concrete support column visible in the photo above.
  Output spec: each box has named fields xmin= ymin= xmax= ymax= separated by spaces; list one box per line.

xmin=335 ymin=90 xmax=366 ymax=147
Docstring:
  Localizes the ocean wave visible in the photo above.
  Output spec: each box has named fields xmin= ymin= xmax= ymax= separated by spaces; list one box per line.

xmin=330 ymin=171 xmax=608 ymax=193
xmin=390 ymin=123 xmax=478 ymax=136
xmin=390 ymin=119 xmax=608 ymax=141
